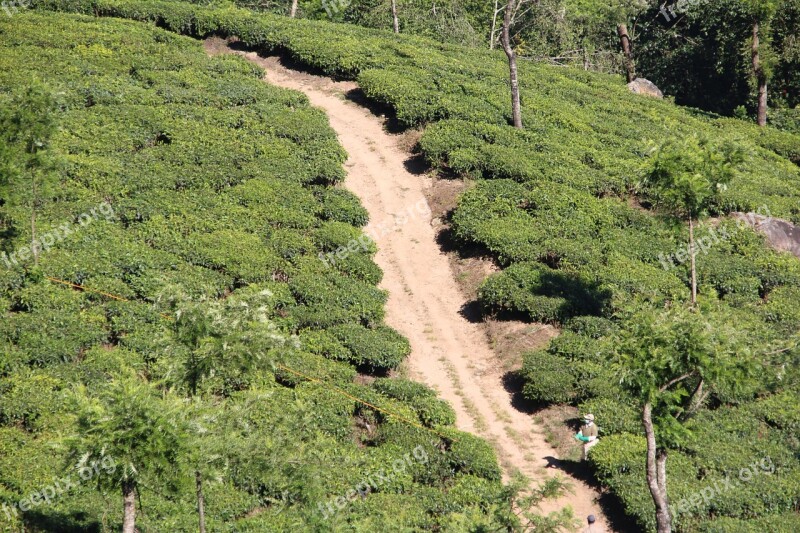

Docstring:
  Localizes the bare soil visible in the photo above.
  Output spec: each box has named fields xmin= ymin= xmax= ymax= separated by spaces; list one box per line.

xmin=206 ymin=37 xmax=612 ymax=531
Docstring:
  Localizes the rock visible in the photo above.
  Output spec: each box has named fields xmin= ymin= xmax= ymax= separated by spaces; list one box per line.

xmin=627 ymin=78 xmax=664 ymax=99
xmin=732 ymin=212 xmax=800 ymax=259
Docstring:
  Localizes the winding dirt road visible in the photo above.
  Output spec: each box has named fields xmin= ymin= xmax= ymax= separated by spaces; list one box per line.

xmin=206 ymin=38 xmax=611 ymax=531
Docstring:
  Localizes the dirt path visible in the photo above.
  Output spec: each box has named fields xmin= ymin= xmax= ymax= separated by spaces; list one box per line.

xmin=206 ymin=38 xmax=610 ymax=531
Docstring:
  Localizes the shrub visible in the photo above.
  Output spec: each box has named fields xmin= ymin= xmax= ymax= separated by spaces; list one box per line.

xmin=520 ymin=350 xmax=577 ymax=404
xmin=371 ymin=378 xmax=456 ymax=427
xmin=328 ymin=323 xmax=410 ymax=371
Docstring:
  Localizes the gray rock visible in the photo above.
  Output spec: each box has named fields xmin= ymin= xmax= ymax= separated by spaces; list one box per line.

xmin=627 ymin=78 xmax=664 ymax=99
xmin=732 ymin=212 xmax=800 ymax=259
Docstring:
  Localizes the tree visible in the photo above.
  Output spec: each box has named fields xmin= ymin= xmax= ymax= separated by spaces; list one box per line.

xmin=489 ymin=0 xmax=501 ymax=49
xmin=168 ymin=287 xmax=299 ymax=530
xmin=500 ymin=0 xmax=523 ymax=128
xmin=290 ymin=0 xmax=298 ymax=17
xmin=617 ymin=23 xmax=635 ymax=82
xmin=743 ymin=0 xmax=779 ymax=126
xmin=391 ymin=0 xmax=399 ymax=32
xmin=67 ymin=378 xmax=189 ymax=533
xmin=0 ymin=82 xmax=57 ymax=266
xmin=614 ymin=304 xmax=754 ymax=533
xmin=641 ymin=135 xmax=742 ymax=306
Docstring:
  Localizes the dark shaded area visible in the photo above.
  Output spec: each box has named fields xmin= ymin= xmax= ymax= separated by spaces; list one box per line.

xmin=544 ymin=455 xmax=642 ymax=532
xmin=403 ymin=153 xmax=428 ymax=176
xmin=23 ymin=510 xmax=102 ymax=533
xmin=457 ymin=300 xmax=484 ymax=324
xmin=344 ymin=87 xmax=405 ymax=134
xmin=502 ymin=370 xmax=542 ymax=415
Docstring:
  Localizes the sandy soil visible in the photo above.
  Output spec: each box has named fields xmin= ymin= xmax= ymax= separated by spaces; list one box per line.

xmin=205 ymin=37 xmax=611 ymax=532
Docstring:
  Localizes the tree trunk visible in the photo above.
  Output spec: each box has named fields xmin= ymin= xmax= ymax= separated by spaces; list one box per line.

xmin=489 ymin=0 xmax=499 ymax=50
xmin=688 ymin=378 xmax=706 ymax=414
xmin=391 ymin=0 xmax=399 ymax=33
xmin=122 ymin=480 xmax=137 ymax=533
xmin=290 ymin=0 xmax=298 ymax=18
xmin=689 ymin=216 xmax=697 ymax=306
xmin=752 ymin=21 xmax=767 ymax=127
xmin=643 ymin=403 xmax=672 ymax=533
xmin=617 ymin=23 xmax=635 ymax=83
xmin=31 ymin=171 xmax=38 ymax=265
xmin=500 ymin=0 xmax=522 ymax=129
xmin=196 ymin=470 xmax=206 ymax=533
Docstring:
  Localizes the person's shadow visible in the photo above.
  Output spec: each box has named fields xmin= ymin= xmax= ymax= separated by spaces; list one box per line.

xmin=543 ymin=455 xmax=642 ymax=532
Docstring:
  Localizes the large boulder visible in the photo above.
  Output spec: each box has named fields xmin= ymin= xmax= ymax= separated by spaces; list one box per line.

xmin=733 ymin=212 xmax=800 ymax=259
xmin=627 ymin=78 xmax=664 ymax=99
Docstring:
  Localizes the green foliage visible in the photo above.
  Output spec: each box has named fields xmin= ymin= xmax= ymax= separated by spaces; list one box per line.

xmin=615 ymin=304 xmax=755 ymax=446
xmin=445 ymin=431 xmax=503 ymax=481
xmin=372 ymin=378 xmax=457 ymax=427
xmin=67 ymin=377 xmax=190 ymax=490
xmin=0 ymin=12 xmax=506 ymax=530
xmin=520 ymin=350 xmax=577 ymax=404
xmin=642 ymin=135 xmax=743 ymax=220
xmin=9 ymin=3 xmax=800 ymax=529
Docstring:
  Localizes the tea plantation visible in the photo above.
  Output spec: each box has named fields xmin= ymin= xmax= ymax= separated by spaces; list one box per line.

xmin=0 ymin=12 xmax=511 ymax=531
xmin=12 ymin=1 xmax=800 ymax=531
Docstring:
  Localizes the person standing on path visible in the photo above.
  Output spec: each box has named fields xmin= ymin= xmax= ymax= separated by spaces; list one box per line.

xmin=575 ymin=414 xmax=599 ymax=460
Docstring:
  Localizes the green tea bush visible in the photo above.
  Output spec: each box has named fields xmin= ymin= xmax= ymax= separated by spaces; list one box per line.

xmin=371 ymin=378 xmax=457 ymax=427
xmin=328 ymin=323 xmax=411 ymax=371
xmin=520 ymin=350 xmax=577 ymax=403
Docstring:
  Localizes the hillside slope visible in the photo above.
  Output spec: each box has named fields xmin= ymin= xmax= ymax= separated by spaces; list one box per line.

xmin=207 ymin=40 xmax=610 ymax=528
xmin=0 ymin=12 xmax=509 ymax=531
xmin=16 ymin=1 xmax=800 ymax=531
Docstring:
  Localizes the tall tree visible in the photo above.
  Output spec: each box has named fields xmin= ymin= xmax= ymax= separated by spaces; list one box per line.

xmin=744 ymin=0 xmax=778 ymax=126
xmin=67 ymin=378 xmax=189 ymax=533
xmin=615 ymin=305 xmax=754 ymax=533
xmin=169 ymin=287 xmax=299 ymax=530
xmin=391 ymin=0 xmax=400 ymax=33
xmin=617 ymin=23 xmax=635 ymax=82
xmin=290 ymin=0 xmax=298 ymax=17
xmin=500 ymin=0 xmax=523 ymax=128
xmin=0 ymin=82 xmax=57 ymax=266
xmin=642 ymin=135 xmax=742 ymax=306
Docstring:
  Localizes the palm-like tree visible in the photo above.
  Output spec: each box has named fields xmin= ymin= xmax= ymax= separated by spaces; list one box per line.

xmin=642 ymin=135 xmax=742 ymax=305
xmin=67 ymin=378 xmax=189 ymax=533
xmin=168 ymin=287 xmax=299 ymax=531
